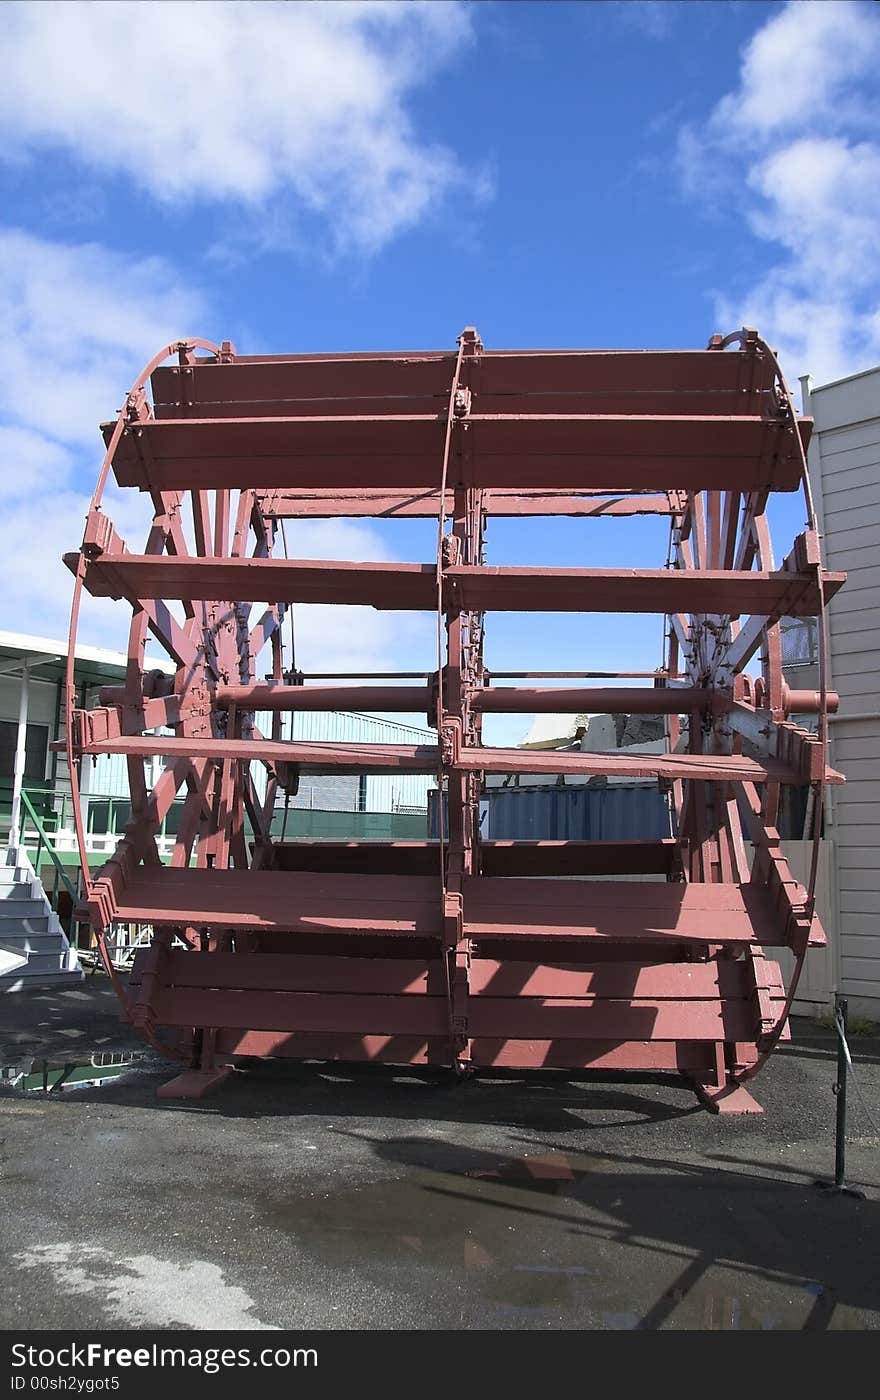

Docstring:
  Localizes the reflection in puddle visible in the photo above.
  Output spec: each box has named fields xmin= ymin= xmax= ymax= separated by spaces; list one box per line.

xmin=466 ymin=1148 xmax=601 ymax=1192
xmin=1 ymin=1051 xmax=145 ymax=1093
xmin=254 ymin=1146 xmax=823 ymax=1329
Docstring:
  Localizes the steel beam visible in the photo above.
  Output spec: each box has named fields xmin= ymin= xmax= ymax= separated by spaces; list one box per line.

xmin=107 ymin=413 xmax=809 ymax=494
xmin=150 ymin=346 xmax=781 ymax=418
xmin=72 ymin=552 xmax=844 ymax=617
xmin=74 ymin=731 xmax=843 ymax=785
xmin=258 ymin=489 xmax=675 ymax=518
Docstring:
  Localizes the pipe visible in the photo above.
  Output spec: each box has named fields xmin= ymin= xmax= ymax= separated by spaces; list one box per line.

xmin=104 ymin=679 xmax=842 ymax=719
xmin=215 ymin=684 xmax=429 ymax=712
xmin=783 ymin=685 xmax=839 ymax=715
xmin=471 ymin=686 xmax=714 ymax=714
xmin=486 ymin=670 xmax=679 ymax=680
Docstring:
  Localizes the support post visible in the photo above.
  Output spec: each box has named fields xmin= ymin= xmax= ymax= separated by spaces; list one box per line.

xmin=8 ymin=660 xmax=30 ymax=850
xmin=815 ymin=996 xmax=867 ymax=1200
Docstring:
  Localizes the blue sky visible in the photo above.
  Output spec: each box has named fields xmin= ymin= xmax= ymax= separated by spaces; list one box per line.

xmin=1 ymin=0 xmax=878 ymax=741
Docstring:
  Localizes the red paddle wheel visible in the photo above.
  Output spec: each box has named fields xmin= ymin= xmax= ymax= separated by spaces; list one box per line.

xmin=64 ymin=328 xmax=844 ymax=1110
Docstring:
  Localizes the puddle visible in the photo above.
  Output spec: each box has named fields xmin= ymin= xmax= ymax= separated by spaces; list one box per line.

xmin=2 ymin=1079 xmax=870 ymax=1328
xmin=251 ymin=1146 xmax=835 ymax=1327
xmin=0 ymin=1050 xmax=145 ymax=1093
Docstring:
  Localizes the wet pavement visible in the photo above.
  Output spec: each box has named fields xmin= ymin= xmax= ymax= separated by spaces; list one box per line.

xmin=1 ymin=979 xmax=879 ymax=1330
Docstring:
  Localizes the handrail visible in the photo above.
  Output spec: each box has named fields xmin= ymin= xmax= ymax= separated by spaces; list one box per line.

xmin=19 ymin=788 xmax=77 ymax=906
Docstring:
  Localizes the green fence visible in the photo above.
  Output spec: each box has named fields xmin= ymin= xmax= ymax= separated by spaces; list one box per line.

xmin=271 ymin=808 xmax=427 ymax=840
xmin=3 ymin=781 xmax=427 ymax=880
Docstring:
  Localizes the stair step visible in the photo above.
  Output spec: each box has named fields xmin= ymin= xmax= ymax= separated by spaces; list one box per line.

xmin=0 ymin=867 xmax=33 ymax=885
xmin=0 ymin=883 xmax=42 ymax=900
xmin=0 ymin=856 xmax=82 ymax=989
xmin=0 ymin=951 xmax=68 ymax=974
xmin=0 ymin=932 xmax=72 ymax=950
xmin=0 ymin=909 xmax=51 ymax=931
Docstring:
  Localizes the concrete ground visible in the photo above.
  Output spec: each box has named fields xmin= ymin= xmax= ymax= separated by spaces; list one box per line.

xmin=1 ymin=978 xmax=879 ymax=1331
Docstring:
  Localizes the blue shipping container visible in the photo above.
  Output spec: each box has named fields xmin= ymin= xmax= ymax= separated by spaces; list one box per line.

xmin=429 ymin=783 xmax=670 ymax=841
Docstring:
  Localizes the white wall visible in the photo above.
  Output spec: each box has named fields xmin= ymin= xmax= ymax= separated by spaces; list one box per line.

xmin=808 ymin=366 xmax=880 ymax=1017
xmin=0 ymin=672 xmax=59 ymax=787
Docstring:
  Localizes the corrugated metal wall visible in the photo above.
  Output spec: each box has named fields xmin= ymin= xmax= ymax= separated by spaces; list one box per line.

xmin=90 ymin=750 xmax=138 ymax=798
xmin=90 ymin=708 xmax=436 ymax=813
xmin=286 ymin=710 xmax=435 ymax=813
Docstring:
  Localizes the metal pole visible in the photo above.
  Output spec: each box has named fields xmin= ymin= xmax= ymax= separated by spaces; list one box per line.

xmin=815 ymin=993 xmax=866 ymax=1200
xmin=833 ymin=996 xmax=848 ymax=1189
xmin=8 ymin=660 xmax=30 ymax=850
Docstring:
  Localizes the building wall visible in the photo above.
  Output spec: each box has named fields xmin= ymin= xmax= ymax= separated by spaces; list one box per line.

xmin=91 ymin=705 xmax=437 ymax=814
xmin=0 ymin=639 xmax=434 ymax=842
xmin=0 ymin=672 xmax=64 ymax=836
xmin=0 ymin=674 xmax=57 ymax=779
xmin=808 ymin=365 xmax=880 ymax=1016
xmin=287 ymin=710 xmax=435 ymax=813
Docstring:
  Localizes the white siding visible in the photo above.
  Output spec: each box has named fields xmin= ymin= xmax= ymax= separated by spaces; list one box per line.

xmin=0 ymin=674 xmax=57 ymax=741
xmin=809 ymin=365 xmax=880 ymax=1016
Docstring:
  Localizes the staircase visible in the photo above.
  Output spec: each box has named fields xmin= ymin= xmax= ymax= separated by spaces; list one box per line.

xmin=0 ymin=846 xmax=83 ymax=989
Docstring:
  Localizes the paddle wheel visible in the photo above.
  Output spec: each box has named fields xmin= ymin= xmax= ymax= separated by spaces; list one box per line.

xmin=64 ymin=328 xmax=844 ymax=1110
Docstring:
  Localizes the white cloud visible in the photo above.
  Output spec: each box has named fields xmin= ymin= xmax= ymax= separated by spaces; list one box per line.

xmin=0 ymin=483 xmax=152 ymax=652
xmin=0 ymin=0 xmax=479 ymax=253
xmin=609 ymin=2 xmax=676 ymax=41
xmin=280 ymin=518 xmax=393 ymax=565
xmin=0 ymin=229 xmax=207 ymax=445
xmin=711 ymin=0 xmax=880 ymax=141
xmin=0 ymin=426 xmax=72 ymax=501
xmin=0 ymin=229 xmax=205 ymax=642
xmin=272 ymin=517 xmax=434 ymax=677
xmin=678 ymin=0 xmax=880 ymax=384
xmin=0 ymin=226 xmax=434 ymax=675
xmin=287 ymin=602 xmax=434 ymax=679
xmin=745 ymin=138 xmax=880 ymax=291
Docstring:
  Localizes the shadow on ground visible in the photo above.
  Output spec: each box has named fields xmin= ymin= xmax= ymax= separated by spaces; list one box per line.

xmin=3 ymin=985 xmax=879 ymax=1330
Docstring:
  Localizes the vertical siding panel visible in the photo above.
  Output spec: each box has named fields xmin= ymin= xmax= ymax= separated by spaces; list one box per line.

xmin=811 ymin=366 xmax=880 ymax=1015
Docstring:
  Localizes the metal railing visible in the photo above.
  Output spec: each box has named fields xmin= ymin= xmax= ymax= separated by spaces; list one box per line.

xmin=17 ymin=788 xmax=78 ymax=932
xmin=1 ymin=782 xmax=183 ymax=846
xmin=0 ymin=781 xmax=66 ymax=832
